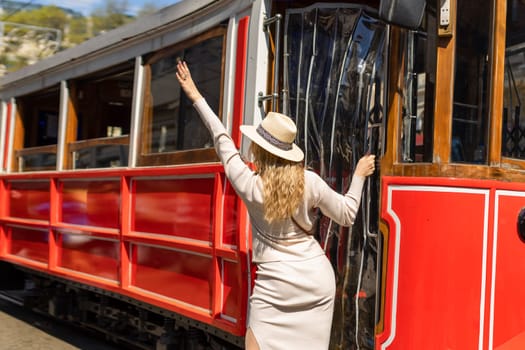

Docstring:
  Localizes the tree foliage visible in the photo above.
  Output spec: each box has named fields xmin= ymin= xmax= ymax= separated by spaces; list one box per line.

xmin=91 ymin=0 xmax=134 ymax=36
xmin=67 ymin=17 xmax=89 ymax=45
xmin=0 ymin=1 xmax=164 ymax=74
xmin=8 ymin=6 xmax=69 ymax=31
xmin=1 ymin=6 xmax=66 ymax=72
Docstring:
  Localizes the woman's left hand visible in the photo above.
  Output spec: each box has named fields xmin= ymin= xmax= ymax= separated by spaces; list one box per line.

xmin=176 ymin=60 xmax=203 ymax=103
xmin=354 ymin=154 xmax=376 ymax=177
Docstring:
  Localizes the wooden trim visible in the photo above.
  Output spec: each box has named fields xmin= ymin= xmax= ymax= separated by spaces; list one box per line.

xmin=65 ymin=83 xmax=79 ymax=169
xmin=501 ymin=157 xmax=525 ymax=171
xmin=67 ymin=135 xmax=129 ymax=169
xmin=383 ymin=0 xmax=515 ymax=179
xmin=387 ymin=161 xmax=525 ymax=181
xmin=14 ymin=144 xmax=58 ymax=172
xmin=433 ymin=0 xmax=457 ymax=166
xmin=11 ymin=103 xmax=25 ymax=172
xmin=137 ymin=148 xmax=219 ymax=167
xmin=68 ymin=135 xmax=129 ymax=153
xmin=145 ymin=26 xmax=227 ymax=66
xmin=2 ymin=104 xmax=12 ymax=171
xmin=382 ymin=28 xmax=404 ymax=175
xmin=15 ymin=144 xmax=57 ymax=157
xmin=488 ymin=0 xmax=507 ymax=166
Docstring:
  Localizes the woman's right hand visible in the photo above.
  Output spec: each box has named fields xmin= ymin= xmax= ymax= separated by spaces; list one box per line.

xmin=176 ymin=60 xmax=203 ymax=103
xmin=354 ymin=154 xmax=376 ymax=177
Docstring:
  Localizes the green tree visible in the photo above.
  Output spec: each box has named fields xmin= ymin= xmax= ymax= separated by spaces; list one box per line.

xmin=67 ymin=17 xmax=90 ymax=45
xmin=91 ymin=0 xmax=134 ymax=36
xmin=0 ymin=1 xmax=142 ymax=74
xmin=0 ymin=6 xmax=67 ymax=73
xmin=9 ymin=6 xmax=68 ymax=32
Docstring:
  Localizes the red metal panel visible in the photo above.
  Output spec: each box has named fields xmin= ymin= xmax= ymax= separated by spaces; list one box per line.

xmin=377 ymin=181 xmax=487 ymax=350
xmin=133 ymin=178 xmax=214 ymax=241
xmin=58 ymin=232 xmax=119 ymax=281
xmin=131 ymin=244 xmax=212 ymax=310
xmin=120 ymin=176 xmax=131 ymax=288
xmin=222 ymin=259 xmax=242 ymax=321
xmin=8 ymin=181 xmax=50 ymax=221
xmin=212 ymin=173 xmax=224 ymax=317
xmin=492 ymin=192 xmax=525 ymax=350
xmin=231 ymin=16 xmax=249 ymax=147
xmin=61 ymin=180 xmax=120 ymax=228
xmin=9 ymin=226 xmax=48 ymax=263
xmin=223 ymin=183 xmax=239 ymax=246
xmin=49 ymin=179 xmax=59 ymax=270
xmin=0 ymin=180 xmax=6 ymax=256
xmin=227 ymin=16 xmax=251 ymax=332
xmin=0 ymin=225 xmax=5 ymax=257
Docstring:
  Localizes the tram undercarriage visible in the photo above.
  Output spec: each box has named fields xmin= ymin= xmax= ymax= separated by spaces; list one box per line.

xmin=0 ymin=262 xmax=242 ymax=350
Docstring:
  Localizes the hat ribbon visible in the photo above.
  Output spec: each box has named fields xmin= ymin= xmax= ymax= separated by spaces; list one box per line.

xmin=256 ymin=125 xmax=293 ymax=151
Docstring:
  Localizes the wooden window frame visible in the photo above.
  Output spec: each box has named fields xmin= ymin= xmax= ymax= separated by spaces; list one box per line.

xmin=383 ymin=0 xmax=521 ymax=179
xmin=137 ymin=26 xmax=227 ymax=167
xmin=68 ymin=135 xmax=129 ymax=169
xmin=65 ymin=63 xmax=135 ymax=170
xmin=11 ymin=87 xmax=61 ymax=172
xmin=15 ymin=144 xmax=57 ymax=172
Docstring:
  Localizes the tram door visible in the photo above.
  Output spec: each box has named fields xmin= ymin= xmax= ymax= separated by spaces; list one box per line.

xmin=283 ymin=5 xmax=386 ymax=349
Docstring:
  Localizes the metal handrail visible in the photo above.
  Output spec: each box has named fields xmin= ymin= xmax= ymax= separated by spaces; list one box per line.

xmin=258 ymin=14 xmax=282 ymax=112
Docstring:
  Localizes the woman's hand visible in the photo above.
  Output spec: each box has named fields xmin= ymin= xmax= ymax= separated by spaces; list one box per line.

xmin=176 ymin=60 xmax=203 ymax=103
xmin=354 ymin=154 xmax=376 ymax=177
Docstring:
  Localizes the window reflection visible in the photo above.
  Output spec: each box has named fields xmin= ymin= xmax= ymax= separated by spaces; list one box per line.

xmin=72 ymin=142 xmax=129 ymax=169
xmin=502 ymin=0 xmax=525 ymax=159
xmin=451 ymin=0 xmax=492 ymax=163
xmin=400 ymin=2 xmax=437 ymax=163
xmin=69 ymin=63 xmax=135 ymax=169
xmin=140 ymin=29 xmax=224 ymax=166
xmin=15 ymin=86 xmax=60 ymax=172
xmin=18 ymin=151 xmax=57 ymax=172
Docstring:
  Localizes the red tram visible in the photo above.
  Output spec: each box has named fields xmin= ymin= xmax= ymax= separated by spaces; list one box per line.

xmin=0 ymin=0 xmax=524 ymax=349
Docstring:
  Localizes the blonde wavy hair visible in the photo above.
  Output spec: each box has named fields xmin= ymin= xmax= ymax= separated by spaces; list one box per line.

xmin=250 ymin=142 xmax=305 ymax=223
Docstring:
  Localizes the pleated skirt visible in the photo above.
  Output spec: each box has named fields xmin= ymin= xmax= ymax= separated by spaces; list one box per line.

xmin=248 ymin=254 xmax=336 ymax=350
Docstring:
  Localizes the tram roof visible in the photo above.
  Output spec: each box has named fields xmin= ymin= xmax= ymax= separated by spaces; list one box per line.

xmin=0 ymin=0 xmax=246 ymax=99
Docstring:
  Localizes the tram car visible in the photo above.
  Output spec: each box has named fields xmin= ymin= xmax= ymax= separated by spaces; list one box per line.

xmin=0 ymin=0 xmax=524 ymax=349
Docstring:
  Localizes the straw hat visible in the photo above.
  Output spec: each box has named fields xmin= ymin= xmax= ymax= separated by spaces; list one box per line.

xmin=240 ymin=112 xmax=304 ymax=162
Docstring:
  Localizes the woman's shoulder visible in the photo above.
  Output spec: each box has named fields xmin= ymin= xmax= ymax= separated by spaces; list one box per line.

xmin=304 ymin=168 xmax=325 ymax=185
xmin=303 ymin=169 xmax=331 ymax=205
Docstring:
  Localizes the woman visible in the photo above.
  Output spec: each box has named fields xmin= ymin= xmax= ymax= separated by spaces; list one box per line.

xmin=176 ymin=61 xmax=375 ymax=350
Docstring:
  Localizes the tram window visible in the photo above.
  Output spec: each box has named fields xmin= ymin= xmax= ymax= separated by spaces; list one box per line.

xmin=69 ymin=63 xmax=134 ymax=169
xmin=14 ymin=86 xmax=60 ymax=172
xmin=451 ymin=0 xmax=492 ymax=164
xmin=138 ymin=27 xmax=225 ymax=166
xmin=502 ymin=0 xmax=525 ymax=160
xmin=400 ymin=3 xmax=437 ymax=163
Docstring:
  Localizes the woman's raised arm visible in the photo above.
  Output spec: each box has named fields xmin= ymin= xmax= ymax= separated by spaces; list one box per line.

xmin=176 ymin=60 xmax=203 ymax=103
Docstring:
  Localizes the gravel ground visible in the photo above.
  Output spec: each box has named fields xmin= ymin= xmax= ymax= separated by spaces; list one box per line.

xmin=0 ymin=298 xmax=121 ymax=350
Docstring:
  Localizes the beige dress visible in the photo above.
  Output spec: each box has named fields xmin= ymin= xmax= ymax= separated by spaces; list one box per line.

xmin=194 ymin=99 xmax=365 ymax=350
